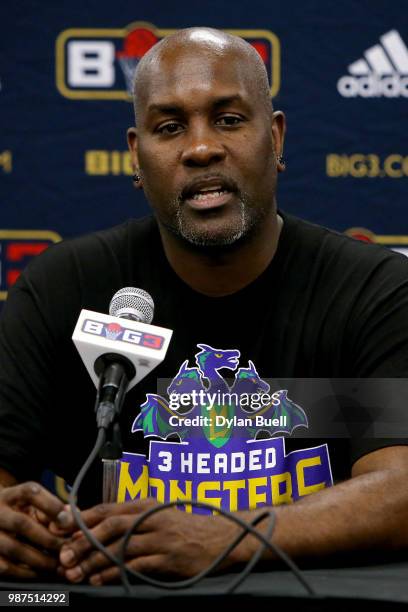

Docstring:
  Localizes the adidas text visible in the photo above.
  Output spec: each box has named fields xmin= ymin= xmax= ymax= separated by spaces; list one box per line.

xmin=338 ymin=74 xmax=408 ymax=97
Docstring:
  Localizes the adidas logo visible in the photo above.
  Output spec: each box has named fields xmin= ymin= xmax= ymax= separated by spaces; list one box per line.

xmin=337 ymin=30 xmax=408 ymax=97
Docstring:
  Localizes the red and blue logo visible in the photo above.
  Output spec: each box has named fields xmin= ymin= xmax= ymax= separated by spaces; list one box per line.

xmin=56 ymin=22 xmax=280 ymax=100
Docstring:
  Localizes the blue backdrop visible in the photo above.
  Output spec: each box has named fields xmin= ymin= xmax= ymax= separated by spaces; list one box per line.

xmin=1 ymin=0 xmax=408 ymax=306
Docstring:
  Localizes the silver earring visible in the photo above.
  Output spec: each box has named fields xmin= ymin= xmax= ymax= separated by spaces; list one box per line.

xmin=277 ymin=155 xmax=285 ymax=166
xmin=133 ymin=173 xmax=141 ymax=183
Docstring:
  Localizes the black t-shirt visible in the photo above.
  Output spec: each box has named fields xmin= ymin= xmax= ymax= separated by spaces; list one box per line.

xmin=1 ymin=211 xmax=408 ymax=509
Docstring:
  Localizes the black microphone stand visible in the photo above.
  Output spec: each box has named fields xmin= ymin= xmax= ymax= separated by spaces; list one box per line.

xmin=94 ymin=356 xmax=135 ymax=503
xmin=101 ymin=423 xmax=122 ymax=503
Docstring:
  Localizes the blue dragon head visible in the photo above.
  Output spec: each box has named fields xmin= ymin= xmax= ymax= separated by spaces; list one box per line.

xmin=233 ymin=360 xmax=271 ymax=396
xmin=195 ymin=344 xmax=240 ymax=381
xmin=167 ymin=360 xmax=203 ymax=397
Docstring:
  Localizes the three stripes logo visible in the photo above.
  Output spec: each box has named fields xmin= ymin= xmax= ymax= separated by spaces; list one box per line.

xmin=337 ymin=30 xmax=408 ymax=98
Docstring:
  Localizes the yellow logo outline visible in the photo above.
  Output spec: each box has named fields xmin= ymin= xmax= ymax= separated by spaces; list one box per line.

xmin=345 ymin=227 xmax=408 ymax=246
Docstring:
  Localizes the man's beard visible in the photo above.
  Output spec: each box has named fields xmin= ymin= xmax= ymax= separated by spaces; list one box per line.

xmin=166 ymin=193 xmax=267 ymax=249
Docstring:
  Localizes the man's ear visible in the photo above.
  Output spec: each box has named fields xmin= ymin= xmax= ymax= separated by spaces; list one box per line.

xmin=271 ymin=111 xmax=286 ymax=172
xmin=127 ymin=127 xmax=143 ymax=188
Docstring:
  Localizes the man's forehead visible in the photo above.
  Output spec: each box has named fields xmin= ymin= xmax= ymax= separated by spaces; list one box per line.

xmin=139 ymin=48 xmax=254 ymax=109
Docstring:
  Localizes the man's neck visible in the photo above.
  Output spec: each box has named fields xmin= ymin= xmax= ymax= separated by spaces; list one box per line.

xmin=157 ymin=212 xmax=283 ymax=297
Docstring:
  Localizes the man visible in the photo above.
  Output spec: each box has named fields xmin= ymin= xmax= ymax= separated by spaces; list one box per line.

xmin=1 ymin=27 xmax=408 ymax=586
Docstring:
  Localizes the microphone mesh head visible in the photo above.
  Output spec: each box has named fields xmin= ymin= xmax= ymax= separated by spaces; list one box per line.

xmin=109 ymin=287 xmax=154 ymax=323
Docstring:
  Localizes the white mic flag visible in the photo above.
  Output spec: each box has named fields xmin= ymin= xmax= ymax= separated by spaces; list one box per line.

xmin=72 ymin=290 xmax=172 ymax=391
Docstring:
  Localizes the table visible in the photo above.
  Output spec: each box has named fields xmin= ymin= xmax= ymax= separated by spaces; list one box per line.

xmin=1 ymin=561 xmax=408 ymax=609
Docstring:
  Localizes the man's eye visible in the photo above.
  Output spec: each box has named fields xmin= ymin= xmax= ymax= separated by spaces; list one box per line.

xmin=216 ymin=116 xmax=242 ymax=126
xmin=157 ymin=123 xmax=182 ymax=134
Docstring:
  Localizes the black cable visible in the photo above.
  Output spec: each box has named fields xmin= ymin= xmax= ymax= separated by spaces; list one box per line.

xmin=68 ymin=429 xmax=318 ymax=599
xmin=117 ymin=501 xmax=316 ymax=597
xmin=118 ymin=506 xmax=275 ymax=595
xmin=225 ymin=511 xmax=275 ymax=594
xmin=68 ymin=428 xmax=121 ymax=570
xmin=70 ymin=449 xmax=269 ymax=594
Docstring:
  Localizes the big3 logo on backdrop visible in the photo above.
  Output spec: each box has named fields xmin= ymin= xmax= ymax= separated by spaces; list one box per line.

xmin=345 ymin=228 xmax=408 ymax=257
xmin=0 ymin=231 xmax=61 ymax=302
xmin=55 ymin=21 xmax=280 ymax=100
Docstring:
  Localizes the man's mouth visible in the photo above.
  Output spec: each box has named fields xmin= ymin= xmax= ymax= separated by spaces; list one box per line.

xmin=185 ymin=190 xmax=234 ymax=210
xmin=191 ymin=188 xmax=229 ymax=201
xmin=182 ymin=178 xmax=237 ymax=211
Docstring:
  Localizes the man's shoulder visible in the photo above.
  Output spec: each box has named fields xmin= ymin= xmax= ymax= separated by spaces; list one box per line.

xmin=285 ymin=212 xmax=408 ymax=279
xmin=42 ymin=216 xmax=155 ymax=257
xmin=21 ymin=216 xmax=157 ymax=277
xmin=8 ymin=216 xmax=159 ymax=319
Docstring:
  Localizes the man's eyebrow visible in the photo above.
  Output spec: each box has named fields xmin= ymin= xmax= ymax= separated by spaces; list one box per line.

xmin=146 ymin=103 xmax=184 ymax=115
xmin=211 ymin=94 xmax=247 ymax=108
xmin=146 ymin=94 xmax=249 ymax=116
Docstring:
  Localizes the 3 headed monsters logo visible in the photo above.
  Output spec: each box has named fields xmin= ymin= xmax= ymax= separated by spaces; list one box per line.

xmin=133 ymin=344 xmax=308 ymax=447
xmin=56 ymin=22 xmax=280 ymax=100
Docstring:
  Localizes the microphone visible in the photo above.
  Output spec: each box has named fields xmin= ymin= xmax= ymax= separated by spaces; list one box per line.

xmin=94 ymin=288 xmax=155 ymax=430
xmin=72 ymin=287 xmax=173 ymax=429
xmin=109 ymin=286 xmax=154 ymax=322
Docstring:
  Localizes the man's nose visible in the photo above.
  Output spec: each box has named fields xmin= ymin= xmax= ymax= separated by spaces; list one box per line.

xmin=180 ymin=125 xmax=226 ymax=167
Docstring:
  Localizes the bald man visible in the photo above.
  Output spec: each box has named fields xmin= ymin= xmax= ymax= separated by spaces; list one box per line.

xmin=1 ymin=28 xmax=408 ymax=585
